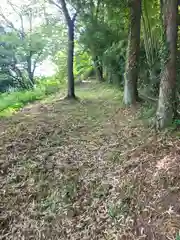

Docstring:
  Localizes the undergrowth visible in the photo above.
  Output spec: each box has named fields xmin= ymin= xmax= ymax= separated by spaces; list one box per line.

xmin=139 ymin=101 xmax=156 ymax=119
xmin=0 ymin=77 xmax=62 ymax=116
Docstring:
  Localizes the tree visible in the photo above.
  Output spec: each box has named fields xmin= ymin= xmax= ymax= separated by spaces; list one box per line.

xmin=0 ymin=0 xmax=52 ymax=90
xmin=124 ymin=0 xmax=142 ymax=105
xmin=49 ymin=0 xmax=77 ymax=99
xmin=156 ymin=0 xmax=178 ymax=128
xmin=79 ymin=18 xmax=109 ymax=82
xmin=78 ymin=0 xmax=128 ymax=83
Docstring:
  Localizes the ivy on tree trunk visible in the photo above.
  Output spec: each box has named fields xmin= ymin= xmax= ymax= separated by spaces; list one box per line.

xmin=156 ymin=0 xmax=178 ymax=129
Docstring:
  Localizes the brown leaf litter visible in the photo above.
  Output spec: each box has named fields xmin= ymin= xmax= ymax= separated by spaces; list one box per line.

xmin=0 ymin=84 xmax=180 ymax=240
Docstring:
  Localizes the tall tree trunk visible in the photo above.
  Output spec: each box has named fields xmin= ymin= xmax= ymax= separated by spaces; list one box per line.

xmin=67 ymin=20 xmax=75 ymax=98
xmin=52 ymin=0 xmax=77 ymax=99
xmin=124 ymin=0 xmax=142 ymax=105
xmin=156 ymin=0 xmax=178 ymax=129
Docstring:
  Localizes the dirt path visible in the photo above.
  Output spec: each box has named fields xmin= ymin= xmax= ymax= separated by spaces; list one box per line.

xmin=0 ymin=83 xmax=180 ymax=240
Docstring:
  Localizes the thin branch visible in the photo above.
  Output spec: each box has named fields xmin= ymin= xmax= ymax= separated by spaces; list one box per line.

xmin=7 ymin=0 xmax=25 ymax=39
xmin=0 ymin=9 xmax=18 ymax=32
xmin=7 ymin=0 xmax=20 ymax=15
xmin=57 ymin=0 xmax=71 ymax=24
xmin=18 ymin=13 xmax=25 ymax=39
xmin=49 ymin=0 xmax=62 ymax=11
xmin=49 ymin=0 xmax=78 ymax=24
xmin=0 ymin=8 xmax=24 ymax=39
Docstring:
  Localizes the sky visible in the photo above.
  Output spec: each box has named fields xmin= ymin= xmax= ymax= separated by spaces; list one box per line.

xmin=35 ymin=59 xmax=56 ymax=77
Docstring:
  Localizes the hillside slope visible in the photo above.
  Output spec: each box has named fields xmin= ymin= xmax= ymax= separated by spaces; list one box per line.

xmin=0 ymin=82 xmax=180 ymax=240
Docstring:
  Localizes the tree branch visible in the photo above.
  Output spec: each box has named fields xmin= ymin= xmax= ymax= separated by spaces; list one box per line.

xmin=0 ymin=9 xmax=18 ymax=32
xmin=49 ymin=0 xmax=78 ymax=24
xmin=0 ymin=8 xmax=25 ymax=39
xmin=57 ymin=0 xmax=71 ymax=24
xmin=7 ymin=0 xmax=25 ymax=39
xmin=49 ymin=0 xmax=62 ymax=10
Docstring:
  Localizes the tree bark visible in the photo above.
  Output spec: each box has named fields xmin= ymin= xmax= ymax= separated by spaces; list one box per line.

xmin=67 ymin=20 xmax=76 ymax=98
xmin=52 ymin=0 xmax=77 ymax=99
xmin=124 ymin=0 xmax=142 ymax=105
xmin=156 ymin=0 xmax=178 ymax=129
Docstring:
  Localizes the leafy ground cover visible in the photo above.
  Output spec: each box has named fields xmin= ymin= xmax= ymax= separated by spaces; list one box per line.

xmin=0 ymin=82 xmax=180 ymax=240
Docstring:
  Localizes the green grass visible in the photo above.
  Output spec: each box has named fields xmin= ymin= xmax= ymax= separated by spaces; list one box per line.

xmin=0 ymin=78 xmax=62 ymax=116
xmin=0 ymin=80 xmax=122 ymax=117
xmin=76 ymin=82 xmax=123 ymax=101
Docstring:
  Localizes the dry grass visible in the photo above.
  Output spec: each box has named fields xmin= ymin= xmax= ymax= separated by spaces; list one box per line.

xmin=0 ymin=82 xmax=180 ymax=240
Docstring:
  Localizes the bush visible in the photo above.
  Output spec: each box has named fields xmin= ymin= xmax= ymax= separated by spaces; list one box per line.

xmin=37 ymin=77 xmax=61 ymax=95
xmin=0 ymin=76 xmax=61 ymax=116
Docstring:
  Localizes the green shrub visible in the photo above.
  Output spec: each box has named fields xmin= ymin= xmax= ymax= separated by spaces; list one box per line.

xmin=38 ymin=78 xmax=61 ymax=95
xmin=0 ymin=76 xmax=61 ymax=116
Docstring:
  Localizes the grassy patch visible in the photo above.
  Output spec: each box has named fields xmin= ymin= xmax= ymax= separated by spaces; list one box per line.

xmin=76 ymin=82 xmax=123 ymax=101
xmin=0 ymin=77 xmax=62 ymax=116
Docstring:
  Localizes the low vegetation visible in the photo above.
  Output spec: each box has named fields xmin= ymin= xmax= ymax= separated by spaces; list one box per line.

xmin=0 ymin=78 xmax=61 ymax=116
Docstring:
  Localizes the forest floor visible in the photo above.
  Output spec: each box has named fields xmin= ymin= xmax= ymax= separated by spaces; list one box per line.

xmin=0 ymin=81 xmax=180 ymax=240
